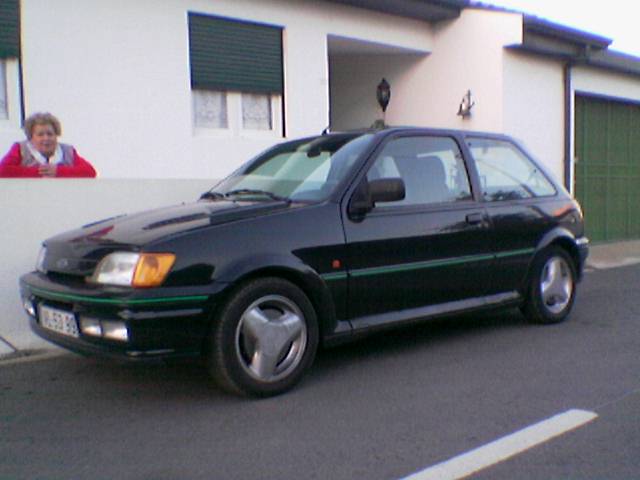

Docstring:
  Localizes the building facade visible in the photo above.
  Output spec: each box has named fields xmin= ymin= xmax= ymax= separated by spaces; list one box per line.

xmin=1 ymin=0 xmax=640 ymax=239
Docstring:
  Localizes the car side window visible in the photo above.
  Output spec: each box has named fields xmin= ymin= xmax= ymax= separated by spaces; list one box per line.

xmin=466 ymin=138 xmax=556 ymax=202
xmin=366 ymin=136 xmax=472 ymax=207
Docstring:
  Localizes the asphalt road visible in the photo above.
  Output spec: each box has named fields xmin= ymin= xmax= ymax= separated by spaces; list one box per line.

xmin=1 ymin=264 xmax=639 ymax=480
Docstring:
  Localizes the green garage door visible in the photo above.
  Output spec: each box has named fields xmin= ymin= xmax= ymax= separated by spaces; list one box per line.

xmin=575 ymin=95 xmax=640 ymax=242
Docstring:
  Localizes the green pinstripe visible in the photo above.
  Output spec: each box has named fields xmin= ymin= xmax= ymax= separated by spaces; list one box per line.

xmin=28 ymin=287 xmax=208 ymax=306
xmin=320 ymin=248 xmax=535 ymax=282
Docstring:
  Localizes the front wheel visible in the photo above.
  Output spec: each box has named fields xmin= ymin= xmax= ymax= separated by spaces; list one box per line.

xmin=522 ymin=246 xmax=577 ymax=324
xmin=208 ymin=277 xmax=319 ymax=397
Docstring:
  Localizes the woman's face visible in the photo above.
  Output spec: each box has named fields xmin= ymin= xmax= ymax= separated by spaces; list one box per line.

xmin=31 ymin=123 xmax=58 ymax=157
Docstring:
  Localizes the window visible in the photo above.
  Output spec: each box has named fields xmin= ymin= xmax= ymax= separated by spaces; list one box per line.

xmin=188 ymin=13 xmax=283 ymax=134
xmin=466 ymin=138 xmax=556 ymax=201
xmin=242 ymin=93 xmax=272 ymax=130
xmin=192 ymin=89 xmax=227 ymax=129
xmin=366 ymin=136 xmax=472 ymax=207
xmin=0 ymin=0 xmax=19 ymax=121
xmin=0 ymin=60 xmax=7 ymax=119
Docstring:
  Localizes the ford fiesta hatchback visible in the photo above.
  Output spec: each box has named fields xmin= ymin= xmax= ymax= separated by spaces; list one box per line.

xmin=20 ymin=128 xmax=588 ymax=396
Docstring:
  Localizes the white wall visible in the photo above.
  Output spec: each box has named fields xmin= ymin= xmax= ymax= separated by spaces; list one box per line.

xmin=385 ymin=8 xmax=523 ymax=132
xmin=8 ymin=0 xmax=433 ymax=180
xmin=503 ymin=51 xmax=565 ymax=181
xmin=573 ymin=66 xmax=640 ymax=103
xmin=0 ymin=179 xmax=214 ymax=350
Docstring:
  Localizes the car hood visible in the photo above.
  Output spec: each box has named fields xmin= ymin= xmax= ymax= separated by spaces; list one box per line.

xmin=47 ymin=199 xmax=295 ymax=247
xmin=39 ymin=200 xmax=295 ymax=277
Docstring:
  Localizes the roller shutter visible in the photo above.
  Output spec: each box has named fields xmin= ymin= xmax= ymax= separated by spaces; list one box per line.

xmin=0 ymin=0 xmax=19 ymax=58
xmin=188 ymin=12 xmax=283 ymax=94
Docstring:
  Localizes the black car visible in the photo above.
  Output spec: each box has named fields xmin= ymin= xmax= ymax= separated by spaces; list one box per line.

xmin=20 ymin=128 xmax=588 ymax=396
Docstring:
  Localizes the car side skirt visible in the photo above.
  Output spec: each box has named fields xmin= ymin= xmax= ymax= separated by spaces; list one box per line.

xmin=324 ymin=291 xmax=522 ymax=345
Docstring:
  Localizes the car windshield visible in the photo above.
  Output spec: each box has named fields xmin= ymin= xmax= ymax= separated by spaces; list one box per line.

xmin=209 ymin=133 xmax=374 ymax=202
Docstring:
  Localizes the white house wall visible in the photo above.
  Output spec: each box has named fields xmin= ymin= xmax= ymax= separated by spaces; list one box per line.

xmin=573 ymin=66 xmax=640 ymax=103
xmin=385 ymin=8 xmax=522 ymax=132
xmin=502 ymin=51 xmax=565 ymax=182
xmin=13 ymin=0 xmax=433 ymax=179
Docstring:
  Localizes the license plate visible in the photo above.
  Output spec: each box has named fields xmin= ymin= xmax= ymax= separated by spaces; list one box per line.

xmin=39 ymin=305 xmax=79 ymax=338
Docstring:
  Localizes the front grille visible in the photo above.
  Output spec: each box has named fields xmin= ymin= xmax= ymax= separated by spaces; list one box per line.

xmin=46 ymin=271 xmax=89 ymax=287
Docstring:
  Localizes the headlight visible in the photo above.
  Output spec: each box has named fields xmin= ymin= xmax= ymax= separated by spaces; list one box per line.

xmin=36 ymin=246 xmax=47 ymax=273
xmin=89 ymin=252 xmax=176 ymax=287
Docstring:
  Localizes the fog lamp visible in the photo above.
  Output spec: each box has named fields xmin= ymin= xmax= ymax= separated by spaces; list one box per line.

xmin=80 ymin=317 xmax=103 ymax=337
xmin=102 ymin=321 xmax=129 ymax=342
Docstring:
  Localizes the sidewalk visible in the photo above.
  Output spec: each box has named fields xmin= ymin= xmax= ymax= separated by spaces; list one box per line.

xmin=585 ymin=239 xmax=640 ymax=270
xmin=2 ymin=240 xmax=640 ymax=362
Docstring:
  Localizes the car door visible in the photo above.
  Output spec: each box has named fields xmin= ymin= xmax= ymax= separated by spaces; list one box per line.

xmin=342 ymin=133 xmax=493 ymax=326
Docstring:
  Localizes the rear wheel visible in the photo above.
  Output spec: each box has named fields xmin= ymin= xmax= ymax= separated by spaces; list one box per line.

xmin=523 ymin=246 xmax=577 ymax=324
xmin=208 ymin=277 xmax=318 ymax=397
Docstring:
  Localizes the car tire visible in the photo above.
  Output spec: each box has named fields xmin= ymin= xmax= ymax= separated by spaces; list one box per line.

xmin=522 ymin=246 xmax=577 ymax=324
xmin=208 ymin=277 xmax=319 ymax=397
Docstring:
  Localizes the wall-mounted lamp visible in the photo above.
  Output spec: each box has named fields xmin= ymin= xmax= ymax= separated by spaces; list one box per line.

xmin=376 ymin=78 xmax=391 ymax=113
xmin=457 ymin=90 xmax=475 ymax=118
xmin=372 ymin=78 xmax=391 ymax=129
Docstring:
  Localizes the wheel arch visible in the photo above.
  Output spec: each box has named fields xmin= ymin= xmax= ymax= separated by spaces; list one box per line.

xmin=535 ymin=228 xmax=583 ymax=279
xmin=212 ymin=257 xmax=338 ymax=343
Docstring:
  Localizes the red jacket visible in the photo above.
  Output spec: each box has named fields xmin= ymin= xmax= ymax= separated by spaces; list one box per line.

xmin=0 ymin=142 xmax=97 ymax=178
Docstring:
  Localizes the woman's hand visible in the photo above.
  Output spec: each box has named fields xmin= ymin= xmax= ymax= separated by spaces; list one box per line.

xmin=38 ymin=164 xmax=58 ymax=177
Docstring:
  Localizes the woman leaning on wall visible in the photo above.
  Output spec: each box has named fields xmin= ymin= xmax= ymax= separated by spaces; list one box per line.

xmin=0 ymin=112 xmax=96 ymax=178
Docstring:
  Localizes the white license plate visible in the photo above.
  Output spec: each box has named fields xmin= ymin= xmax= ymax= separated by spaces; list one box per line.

xmin=39 ymin=305 xmax=79 ymax=338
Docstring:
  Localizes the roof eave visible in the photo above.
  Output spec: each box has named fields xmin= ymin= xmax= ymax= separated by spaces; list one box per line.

xmin=325 ymin=0 xmax=469 ymax=22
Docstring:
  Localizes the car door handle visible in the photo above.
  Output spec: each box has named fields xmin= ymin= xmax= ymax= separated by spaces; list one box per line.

xmin=466 ymin=213 xmax=485 ymax=225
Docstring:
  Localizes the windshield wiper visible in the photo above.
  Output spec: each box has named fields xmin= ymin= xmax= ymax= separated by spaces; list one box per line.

xmin=224 ymin=189 xmax=290 ymax=202
xmin=199 ymin=191 xmax=226 ymax=201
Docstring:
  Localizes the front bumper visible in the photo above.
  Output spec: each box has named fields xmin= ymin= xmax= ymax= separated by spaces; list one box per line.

xmin=20 ymin=272 xmax=224 ymax=360
xmin=576 ymin=236 xmax=589 ymax=280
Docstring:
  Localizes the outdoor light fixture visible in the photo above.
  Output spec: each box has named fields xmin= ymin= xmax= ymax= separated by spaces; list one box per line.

xmin=457 ymin=90 xmax=475 ymax=118
xmin=376 ymin=78 xmax=391 ymax=113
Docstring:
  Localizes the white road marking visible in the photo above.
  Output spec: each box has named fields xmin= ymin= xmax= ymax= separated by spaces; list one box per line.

xmin=402 ymin=409 xmax=598 ymax=480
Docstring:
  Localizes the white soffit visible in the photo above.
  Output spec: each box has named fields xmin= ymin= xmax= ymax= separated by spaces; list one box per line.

xmin=327 ymin=34 xmax=430 ymax=56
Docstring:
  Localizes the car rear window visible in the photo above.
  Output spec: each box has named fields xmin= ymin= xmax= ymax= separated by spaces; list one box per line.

xmin=466 ymin=138 xmax=556 ymax=201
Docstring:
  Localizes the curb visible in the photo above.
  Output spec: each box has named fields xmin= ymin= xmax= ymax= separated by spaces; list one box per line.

xmin=0 ymin=348 xmax=65 ymax=366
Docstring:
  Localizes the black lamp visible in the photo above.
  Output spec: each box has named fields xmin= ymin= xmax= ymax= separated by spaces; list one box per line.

xmin=376 ymin=78 xmax=391 ymax=113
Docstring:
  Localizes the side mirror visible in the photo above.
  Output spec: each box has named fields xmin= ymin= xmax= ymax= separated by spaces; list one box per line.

xmin=370 ymin=178 xmax=405 ymax=204
xmin=348 ymin=178 xmax=405 ymax=218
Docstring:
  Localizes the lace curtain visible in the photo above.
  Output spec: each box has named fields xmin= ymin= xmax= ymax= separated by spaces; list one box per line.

xmin=242 ymin=93 xmax=272 ymax=130
xmin=193 ymin=89 xmax=227 ymax=128
xmin=0 ymin=61 xmax=7 ymax=119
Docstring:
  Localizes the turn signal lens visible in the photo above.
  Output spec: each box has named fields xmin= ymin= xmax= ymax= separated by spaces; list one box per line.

xmin=132 ymin=253 xmax=176 ymax=288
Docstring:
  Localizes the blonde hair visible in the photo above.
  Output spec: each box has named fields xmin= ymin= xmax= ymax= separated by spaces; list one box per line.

xmin=24 ymin=112 xmax=62 ymax=139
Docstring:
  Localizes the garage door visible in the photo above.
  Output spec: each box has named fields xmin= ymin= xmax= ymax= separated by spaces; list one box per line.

xmin=575 ymin=95 xmax=640 ymax=242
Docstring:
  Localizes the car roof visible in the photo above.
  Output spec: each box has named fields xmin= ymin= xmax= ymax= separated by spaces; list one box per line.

xmin=322 ymin=126 xmax=516 ymax=142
